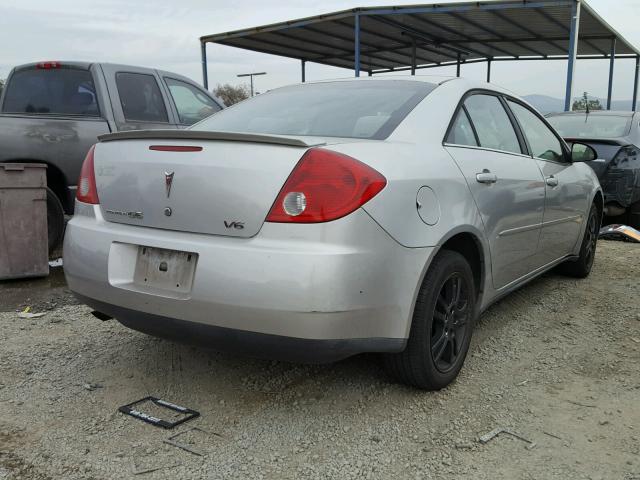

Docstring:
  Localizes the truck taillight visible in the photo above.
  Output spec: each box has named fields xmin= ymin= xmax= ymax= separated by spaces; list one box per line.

xmin=265 ymin=148 xmax=386 ymax=223
xmin=77 ymin=145 xmax=99 ymax=204
xmin=36 ymin=61 xmax=61 ymax=69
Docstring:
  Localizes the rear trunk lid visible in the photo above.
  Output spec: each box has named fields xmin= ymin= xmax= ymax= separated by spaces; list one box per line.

xmin=93 ymin=130 xmax=325 ymax=237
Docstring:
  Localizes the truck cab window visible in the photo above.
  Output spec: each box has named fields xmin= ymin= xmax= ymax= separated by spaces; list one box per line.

xmin=2 ymin=68 xmax=99 ymax=116
xmin=115 ymin=72 xmax=168 ymax=123
xmin=165 ymin=78 xmax=220 ymax=125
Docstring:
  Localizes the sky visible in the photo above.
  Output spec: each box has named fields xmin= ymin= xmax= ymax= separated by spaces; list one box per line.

xmin=1 ymin=0 xmax=639 ymax=101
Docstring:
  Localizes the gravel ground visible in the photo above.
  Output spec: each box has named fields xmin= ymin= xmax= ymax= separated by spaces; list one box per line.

xmin=1 ymin=241 xmax=639 ymax=480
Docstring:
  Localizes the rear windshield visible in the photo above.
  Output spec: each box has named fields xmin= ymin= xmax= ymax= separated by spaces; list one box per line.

xmin=2 ymin=67 xmax=99 ymax=116
xmin=192 ymin=80 xmax=436 ymax=140
xmin=547 ymin=114 xmax=632 ymax=139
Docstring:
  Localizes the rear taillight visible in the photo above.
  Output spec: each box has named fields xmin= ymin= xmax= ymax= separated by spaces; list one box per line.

xmin=76 ymin=145 xmax=99 ymax=204
xmin=266 ymin=148 xmax=386 ymax=223
xmin=36 ymin=61 xmax=61 ymax=69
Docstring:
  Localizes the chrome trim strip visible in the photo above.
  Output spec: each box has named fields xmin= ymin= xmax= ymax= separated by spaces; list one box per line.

xmin=497 ymin=215 xmax=582 ymax=237
xmin=498 ymin=223 xmax=542 ymax=237
xmin=541 ymin=215 xmax=583 ymax=228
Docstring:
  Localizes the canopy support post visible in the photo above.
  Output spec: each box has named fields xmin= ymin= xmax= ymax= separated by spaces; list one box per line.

xmin=564 ymin=0 xmax=581 ymax=111
xmin=607 ymin=38 xmax=616 ymax=110
xmin=354 ymin=14 xmax=361 ymax=77
xmin=411 ymin=39 xmax=417 ymax=75
xmin=301 ymin=60 xmax=306 ymax=83
xmin=633 ymin=55 xmax=639 ymax=111
xmin=201 ymin=42 xmax=209 ymax=90
xmin=487 ymin=58 xmax=492 ymax=83
xmin=456 ymin=53 xmax=461 ymax=77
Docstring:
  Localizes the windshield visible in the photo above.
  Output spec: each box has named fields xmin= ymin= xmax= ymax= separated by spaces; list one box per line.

xmin=547 ymin=114 xmax=632 ymax=139
xmin=192 ymin=80 xmax=436 ymax=140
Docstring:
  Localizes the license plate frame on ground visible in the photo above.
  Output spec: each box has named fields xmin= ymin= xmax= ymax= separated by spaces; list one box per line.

xmin=133 ymin=246 xmax=197 ymax=294
xmin=118 ymin=396 xmax=200 ymax=429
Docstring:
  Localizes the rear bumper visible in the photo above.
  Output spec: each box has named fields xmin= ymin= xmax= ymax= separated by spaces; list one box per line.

xmin=64 ymin=203 xmax=432 ymax=361
xmin=77 ymin=294 xmax=405 ymax=363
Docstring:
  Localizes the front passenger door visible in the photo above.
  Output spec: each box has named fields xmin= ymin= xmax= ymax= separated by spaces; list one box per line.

xmin=506 ymin=100 xmax=586 ymax=266
xmin=445 ymin=94 xmax=546 ymax=290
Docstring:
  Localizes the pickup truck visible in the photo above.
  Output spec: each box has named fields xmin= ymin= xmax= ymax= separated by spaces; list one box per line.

xmin=0 ymin=61 xmax=223 ymax=251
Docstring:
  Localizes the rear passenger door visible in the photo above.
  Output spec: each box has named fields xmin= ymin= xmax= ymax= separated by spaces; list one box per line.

xmin=100 ymin=65 xmax=176 ymax=131
xmin=506 ymin=99 xmax=585 ymax=265
xmin=444 ymin=93 xmax=546 ymax=290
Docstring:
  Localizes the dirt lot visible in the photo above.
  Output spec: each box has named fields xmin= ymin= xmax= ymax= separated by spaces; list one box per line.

xmin=1 ymin=241 xmax=639 ymax=480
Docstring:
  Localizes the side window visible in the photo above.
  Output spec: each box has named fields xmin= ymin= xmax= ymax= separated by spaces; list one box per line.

xmin=115 ymin=72 xmax=168 ymax=123
xmin=446 ymin=108 xmax=478 ymax=146
xmin=464 ymin=94 xmax=522 ymax=154
xmin=165 ymin=77 xmax=221 ymax=125
xmin=508 ymin=100 xmax=564 ymax=162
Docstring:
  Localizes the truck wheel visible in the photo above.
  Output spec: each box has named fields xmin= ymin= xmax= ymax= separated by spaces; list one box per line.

xmin=47 ymin=187 xmax=65 ymax=254
xmin=385 ymin=250 xmax=477 ymax=390
xmin=558 ymin=203 xmax=600 ymax=278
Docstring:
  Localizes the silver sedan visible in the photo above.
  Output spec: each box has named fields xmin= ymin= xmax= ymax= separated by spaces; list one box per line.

xmin=63 ymin=77 xmax=602 ymax=390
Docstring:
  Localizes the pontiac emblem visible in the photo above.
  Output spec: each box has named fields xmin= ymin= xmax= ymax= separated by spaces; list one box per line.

xmin=164 ymin=171 xmax=175 ymax=198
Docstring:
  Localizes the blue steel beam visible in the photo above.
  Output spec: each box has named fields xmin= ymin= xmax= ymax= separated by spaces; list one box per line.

xmin=360 ymin=1 xmax=574 ymax=17
xmin=355 ymin=13 xmax=361 ymax=77
xmin=411 ymin=39 xmax=417 ymax=75
xmin=633 ymin=56 xmax=639 ymax=111
xmin=201 ymin=42 xmax=209 ymax=89
xmin=607 ymin=38 xmax=616 ymax=110
xmin=564 ymin=0 xmax=581 ymax=111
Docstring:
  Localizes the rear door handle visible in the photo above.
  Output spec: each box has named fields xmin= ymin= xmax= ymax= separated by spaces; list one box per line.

xmin=546 ymin=175 xmax=559 ymax=187
xmin=476 ymin=170 xmax=498 ymax=184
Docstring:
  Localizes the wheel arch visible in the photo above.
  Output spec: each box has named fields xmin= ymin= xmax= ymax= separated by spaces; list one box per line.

xmin=593 ymin=189 xmax=604 ymax=218
xmin=404 ymin=226 xmax=488 ymax=338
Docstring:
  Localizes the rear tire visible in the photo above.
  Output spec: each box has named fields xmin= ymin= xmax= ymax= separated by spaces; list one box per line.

xmin=46 ymin=187 xmax=65 ymax=254
xmin=558 ymin=203 xmax=600 ymax=278
xmin=385 ymin=250 xmax=477 ymax=390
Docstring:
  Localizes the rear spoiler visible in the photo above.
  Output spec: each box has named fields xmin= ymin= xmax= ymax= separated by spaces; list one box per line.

xmin=564 ymin=137 xmax=629 ymax=146
xmin=98 ymin=130 xmax=325 ymax=148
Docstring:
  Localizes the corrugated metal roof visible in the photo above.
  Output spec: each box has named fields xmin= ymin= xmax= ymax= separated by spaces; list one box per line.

xmin=201 ymin=0 xmax=639 ymax=74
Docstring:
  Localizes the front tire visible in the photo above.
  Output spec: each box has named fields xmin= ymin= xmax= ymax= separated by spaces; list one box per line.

xmin=46 ymin=187 xmax=65 ymax=254
xmin=385 ymin=250 xmax=477 ymax=390
xmin=558 ymin=202 xmax=600 ymax=278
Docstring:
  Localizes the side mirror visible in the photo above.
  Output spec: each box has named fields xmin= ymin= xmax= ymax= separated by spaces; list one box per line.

xmin=571 ymin=142 xmax=598 ymax=162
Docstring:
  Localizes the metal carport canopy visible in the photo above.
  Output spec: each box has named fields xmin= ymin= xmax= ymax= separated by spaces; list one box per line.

xmin=200 ymin=0 xmax=640 ymax=111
